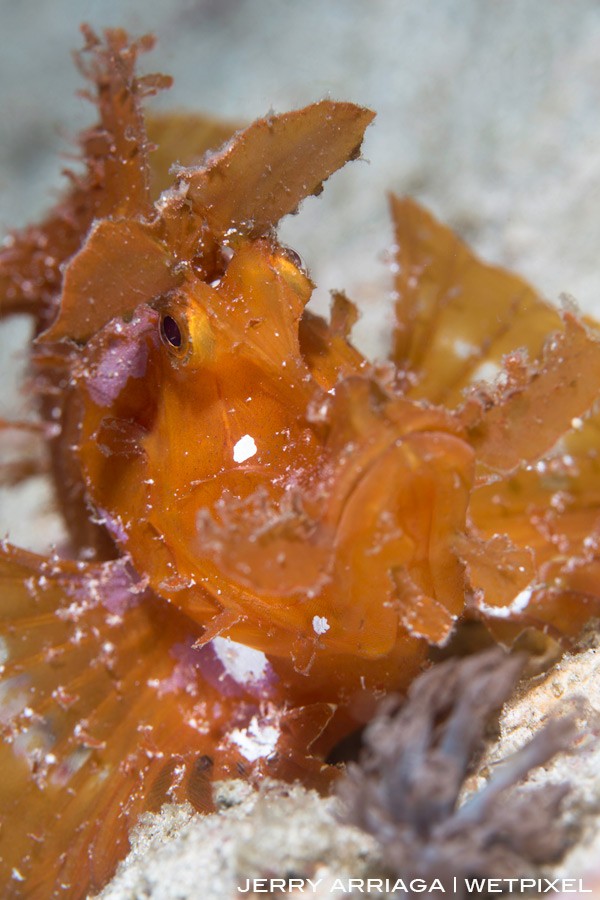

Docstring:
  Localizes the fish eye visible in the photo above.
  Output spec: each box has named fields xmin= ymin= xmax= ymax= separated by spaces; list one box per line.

xmin=159 ymin=310 xmax=190 ymax=360
xmin=157 ymin=296 xmax=214 ymax=367
xmin=160 ymin=314 xmax=182 ymax=349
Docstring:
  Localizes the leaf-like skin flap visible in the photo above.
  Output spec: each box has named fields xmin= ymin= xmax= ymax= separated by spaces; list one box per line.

xmin=75 ymin=27 xmax=160 ymax=221
xmin=145 ymin=111 xmax=242 ymax=197
xmin=0 ymin=29 xmax=167 ymax=328
xmin=466 ymin=314 xmax=600 ymax=475
xmin=390 ymin=195 xmax=563 ymax=407
xmin=40 ymin=219 xmax=178 ymax=342
xmin=176 ymin=100 xmax=375 ymax=240
xmin=38 ymin=103 xmax=372 ymax=343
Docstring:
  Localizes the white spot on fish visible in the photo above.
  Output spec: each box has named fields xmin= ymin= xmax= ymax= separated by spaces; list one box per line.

xmin=312 ymin=615 xmax=330 ymax=635
xmin=213 ymin=636 xmax=268 ymax=684
xmin=233 ymin=434 xmax=257 ymax=464
xmin=229 ymin=716 xmax=279 ymax=761
xmin=477 ymin=585 xmax=534 ymax=619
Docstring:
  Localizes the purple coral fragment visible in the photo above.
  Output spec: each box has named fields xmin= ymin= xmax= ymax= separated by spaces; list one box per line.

xmin=338 ymin=649 xmax=577 ymax=891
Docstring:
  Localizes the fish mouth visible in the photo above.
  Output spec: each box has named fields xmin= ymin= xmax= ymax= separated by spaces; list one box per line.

xmin=177 ymin=438 xmax=403 ymax=603
xmin=165 ymin=422 xmax=472 ymax=614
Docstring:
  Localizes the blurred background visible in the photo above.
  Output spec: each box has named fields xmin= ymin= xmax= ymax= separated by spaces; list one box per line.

xmin=3 ymin=0 xmax=600 ymax=545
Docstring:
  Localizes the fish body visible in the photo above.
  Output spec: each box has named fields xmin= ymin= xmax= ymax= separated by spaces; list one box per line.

xmin=73 ymin=238 xmax=474 ymax=698
xmin=1 ymin=27 xmax=600 ymax=898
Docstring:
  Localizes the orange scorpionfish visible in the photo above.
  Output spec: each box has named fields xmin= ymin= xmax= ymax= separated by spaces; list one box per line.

xmin=2 ymin=27 xmax=600 ymax=898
